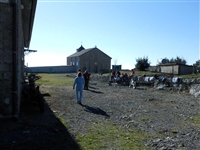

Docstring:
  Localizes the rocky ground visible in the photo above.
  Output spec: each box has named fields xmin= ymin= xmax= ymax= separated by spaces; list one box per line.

xmin=0 ymin=76 xmax=200 ymax=150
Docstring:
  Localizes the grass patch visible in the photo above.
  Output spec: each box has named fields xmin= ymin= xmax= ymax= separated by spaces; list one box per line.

xmin=189 ymin=115 xmax=200 ymax=124
xmin=39 ymin=88 xmax=60 ymax=95
xmin=76 ymin=121 xmax=155 ymax=150
xmin=180 ymin=115 xmax=200 ymax=129
xmin=57 ymin=116 xmax=69 ymax=128
xmin=34 ymin=73 xmax=74 ymax=86
xmin=139 ymin=117 xmax=150 ymax=122
xmin=171 ymin=129 xmax=178 ymax=134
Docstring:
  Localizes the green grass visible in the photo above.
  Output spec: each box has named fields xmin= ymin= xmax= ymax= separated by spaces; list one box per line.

xmin=139 ymin=117 xmax=150 ymax=122
xmin=34 ymin=73 xmax=74 ymax=86
xmin=180 ymin=115 xmax=200 ymax=129
xmin=76 ymin=121 xmax=155 ymax=150
xmin=57 ymin=116 xmax=70 ymax=128
xmin=189 ymin=115 xmax=200 ymax=124
xmin=171 ymin=129 xmax=178 ymax=134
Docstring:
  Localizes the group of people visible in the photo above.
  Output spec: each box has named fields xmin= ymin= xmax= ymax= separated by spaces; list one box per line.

xmin=73 ymin=69 xmax=91 ymax=105
xmin=73 ymin=69 xmax=136 ymax=105
xmin=110 ymin=69 xmax=135 ymax=84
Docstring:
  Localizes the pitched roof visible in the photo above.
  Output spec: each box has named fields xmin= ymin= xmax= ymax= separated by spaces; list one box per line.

xmin=67 ymin=47 xmax=112 ymax=58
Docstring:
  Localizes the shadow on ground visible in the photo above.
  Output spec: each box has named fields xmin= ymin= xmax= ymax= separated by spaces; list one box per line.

xmin=0 ymin=95 xmax=81 ymax=150
xmin=81 ymin=104 xmax=110 ymax=118
xmin=135 ymin=87 xmax=148 ymax=90
xmin=87 ymin=89 xmax=103 ymax=94
xmin=87 ymin=86 xmax=103 ymax=94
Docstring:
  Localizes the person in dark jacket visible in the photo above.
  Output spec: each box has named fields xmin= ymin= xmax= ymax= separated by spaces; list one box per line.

xmin=83 ymin=70 xmax=90 ymax=90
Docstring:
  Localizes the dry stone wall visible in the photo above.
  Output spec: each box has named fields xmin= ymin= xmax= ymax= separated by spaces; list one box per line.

xmin=190 ymin=84 xmax=200 ymax=97
xmin=154 ymin=77 xmax=200 ymax=98
xmin=92 ymin=75 xmax=200 ymax=98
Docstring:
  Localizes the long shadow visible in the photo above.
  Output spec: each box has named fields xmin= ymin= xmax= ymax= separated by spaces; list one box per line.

xmin=87 ymin=89 xmax=103 ymax=94
xmin=42 ymin=93 xmax=51 ymax=97
xmin=88 ymin=86 xmax=97 ymax=90
xmin=135 ymin=87 xmax=147 ymax=90
xmin=81 ymin=104 xmax=110 ymax=118
xmin=89 ymin=82 xmax=97 ymax=85
xmin=0 ymin=95 xmax=81 ymax=150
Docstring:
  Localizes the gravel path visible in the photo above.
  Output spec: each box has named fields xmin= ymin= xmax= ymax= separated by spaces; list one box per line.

xmin=43 ymin=79 xmax=200 ymax=150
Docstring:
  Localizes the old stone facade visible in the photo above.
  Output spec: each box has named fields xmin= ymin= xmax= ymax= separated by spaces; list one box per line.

xmin=67 ymin=46 xmax=112 ymax=73
xmin=0 ymin=0 xmax=37 ymax=119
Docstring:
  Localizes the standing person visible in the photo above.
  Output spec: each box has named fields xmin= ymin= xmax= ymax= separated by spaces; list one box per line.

xmin=111 ymin=70 xmax=116 ymax=77
xmin=129 ymin=69 xmax=135 ymax=83
xmin=83 ymin=70 xmax=90 ymax=90
xmin=131 ymin=69 xmax=135 ymax=77
xmin=110 ymin=70 xmax=116 ymax=82
xmin=77 ymin=69 xmax=82 ymax=75
xmin=73 ymin=72 xmax=85 ymax=105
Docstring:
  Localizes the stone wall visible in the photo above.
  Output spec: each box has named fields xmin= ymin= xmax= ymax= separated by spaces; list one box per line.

xmin=190 ymin=84 xmax=200 ymax=97
xmin=0 ymin=0 xmax=24 ymax=118
xmin=181 ymin=78 xmax=200 ymax=97
xmin=26 ymin=65 xmax=76 ymax=73
xmin=0 ymin=2 xmax=13 ymax=118
xmin=93 ymin=75 xmax=200 ymax=98
xmin=154 ymin=77 xmax=200 ymax=98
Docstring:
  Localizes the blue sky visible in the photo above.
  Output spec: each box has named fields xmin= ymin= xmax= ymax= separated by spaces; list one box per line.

xmin=25 ymin=0 xmax=199 ymax=69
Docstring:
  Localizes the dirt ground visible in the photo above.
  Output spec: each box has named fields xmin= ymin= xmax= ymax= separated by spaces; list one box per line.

xmin=0 ymin=78 xmax=200 ymax=150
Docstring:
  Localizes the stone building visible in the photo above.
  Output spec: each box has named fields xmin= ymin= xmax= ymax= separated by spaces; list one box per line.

xmin=159 ymin=64 xmax=194 ymax=75
xmin=0 ymin=0 xmax=37 ymax=119
xmin=67 ymin=45 xmax=112 ymax=73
